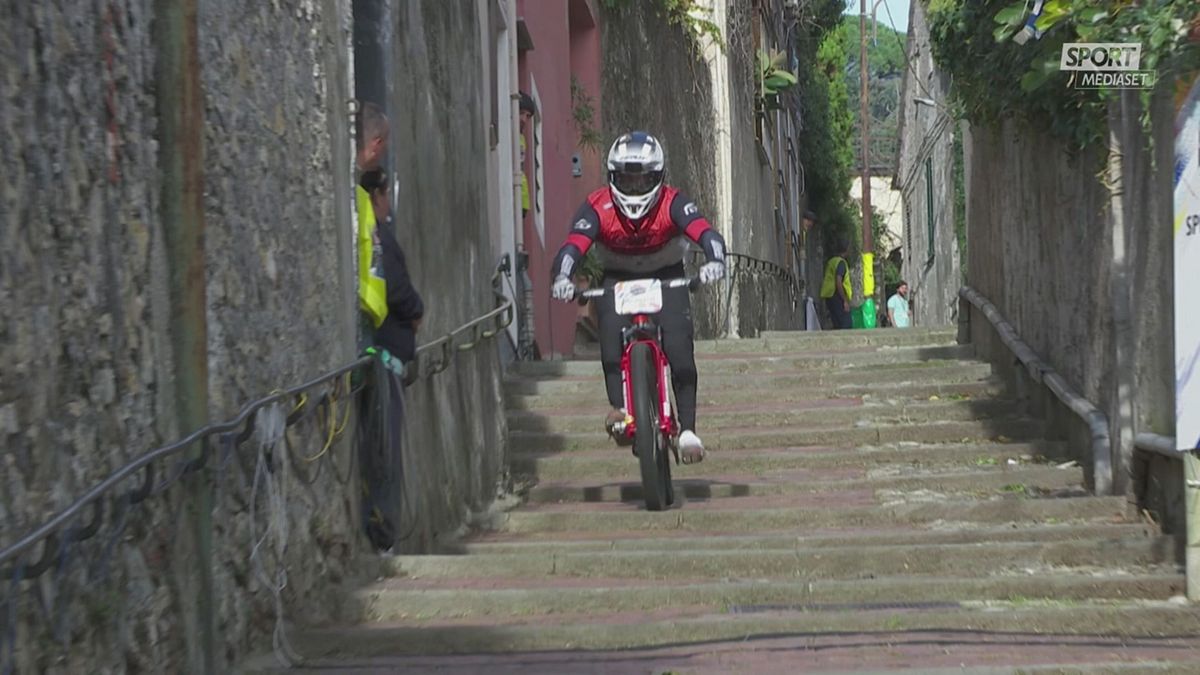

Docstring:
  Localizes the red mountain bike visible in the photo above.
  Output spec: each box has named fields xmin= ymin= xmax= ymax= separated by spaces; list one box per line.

xmin=578 ymin=276 xmax=699 ymax=511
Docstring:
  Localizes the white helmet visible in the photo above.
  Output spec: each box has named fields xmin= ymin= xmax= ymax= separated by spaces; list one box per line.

xmin=607 ymin=131 xmax=665 ymax=220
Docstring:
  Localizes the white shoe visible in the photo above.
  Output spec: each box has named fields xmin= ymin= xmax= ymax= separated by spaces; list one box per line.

xmin=678 ymin=430 xmax=705 ymax=464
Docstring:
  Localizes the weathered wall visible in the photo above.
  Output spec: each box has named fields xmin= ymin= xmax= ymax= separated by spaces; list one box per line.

xmin=601 ymin=1 xmax=718 ymax=222
xmin=726 ymin=0 xmax=780 ymax=266
xmin=963 ymin=81 xmax=1178 ymax=525
xmin=965 ymin=120 xmax=1114 ymax=487
xmin=0 ymin=0 xmax=186 ymax=669
xmin=1116 ymin=87 xmax=1180 ymax=532
xmin=199 ymin=0 xmax=363 ymax=669
xmin=600 ymin=0 xmax=798 ymax=338
xmin=517 ymin=0 xmax=603 ymax=359
xmin=896 ymin=0 xmax=960 ymax=326
xmin=2 ymin=0 xmax=509 ymax=671
xmin=387 ymin=0 xmax=509 ymax=551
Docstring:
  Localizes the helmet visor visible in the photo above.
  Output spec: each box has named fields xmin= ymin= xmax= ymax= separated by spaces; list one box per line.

xmin=611 ymin=170 xmax=662 ymax=197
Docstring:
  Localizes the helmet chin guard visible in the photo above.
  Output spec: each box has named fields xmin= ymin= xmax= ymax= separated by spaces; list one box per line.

xmin=607 ymin=131 xmax=665 ymax=220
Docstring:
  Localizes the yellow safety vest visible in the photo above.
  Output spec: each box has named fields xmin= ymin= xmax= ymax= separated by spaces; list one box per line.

xmin=820 ymin=256 xmax=852 ymax=300
xmin=357 ymin=185 xmax=388 ymax=328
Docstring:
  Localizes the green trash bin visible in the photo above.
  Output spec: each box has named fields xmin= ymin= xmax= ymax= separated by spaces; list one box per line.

xmin=852 ymin=299 xmax=877 ymax=330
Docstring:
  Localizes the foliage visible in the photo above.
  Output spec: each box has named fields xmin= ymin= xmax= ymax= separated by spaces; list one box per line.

xmin=757 ymin=48 xmax=799 ymax=111
xmin=600 ymin=0 xmax=725 ymax=51
xmin=925 ymin=0 xmax=1200 ymax=151
xmin=570 ymin=76 xmax=605 ymax=151
xmin=577 ymin=247 xmax=605 ymax=286
xmin=799 ymin=4 xmax=860 ymax=256
xmin=841 ymin=16 xmax=906 ymax=167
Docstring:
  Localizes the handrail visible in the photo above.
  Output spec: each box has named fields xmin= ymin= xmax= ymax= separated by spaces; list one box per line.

xmin=1135 ymin=432 xmax=1178 ymax=460
xmin=1 ymin=277 xmax=513 ymax=576
xmin=959 ymin=285 xmax=1113 ymax=495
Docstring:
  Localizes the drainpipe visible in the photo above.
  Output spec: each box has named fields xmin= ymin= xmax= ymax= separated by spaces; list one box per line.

xmin=154 ymin=0 xmax=214 ymax=671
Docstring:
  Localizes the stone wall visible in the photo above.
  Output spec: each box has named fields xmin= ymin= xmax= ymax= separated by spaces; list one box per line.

xmin=600 ymin=1 xmax=719 ymax=221
xmin=600 ymin=0 xmax=799 ymax=338
xmin=1 ymin=0 xmax=509 ymax=671
xmin=726 ymin=0 xmax=781 ymax=267
xmin=895 ymin=0 xmax=960 ymax=327
xmin=961 ymin=83 xmax=1176 ymax=517
xmin=964 ymin=120 xmax=1114 ymax=487
xmin=385 ymin=0 xmax=510 ymax=552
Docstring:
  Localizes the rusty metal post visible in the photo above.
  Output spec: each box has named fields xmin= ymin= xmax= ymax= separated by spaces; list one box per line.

xmin=154 ymin=0 xmax=214 ymax=671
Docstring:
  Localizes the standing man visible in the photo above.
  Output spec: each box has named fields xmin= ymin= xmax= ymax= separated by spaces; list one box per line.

xmin=887 ymin=281 xmax=911 ymax=329
xmin=357 ymin=101 xmax=390 ymax=332
xmin=518 ymin=91 xmax=536 ymax=221
xmin=354 ymin=100 xmax=424 ymax=552
xmin=820 ymin=238 xmax=854 ymax=330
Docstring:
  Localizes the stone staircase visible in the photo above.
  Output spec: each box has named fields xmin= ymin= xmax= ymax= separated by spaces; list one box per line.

xmin=245 ymin=328 xmax=1200 ymax=673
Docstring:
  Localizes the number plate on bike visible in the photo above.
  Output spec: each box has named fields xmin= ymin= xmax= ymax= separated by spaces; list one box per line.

xmin=613 ymin=279 xmax=663 ymax=316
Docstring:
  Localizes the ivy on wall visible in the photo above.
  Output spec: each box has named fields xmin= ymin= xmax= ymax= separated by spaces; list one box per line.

xmin=926 ymin=0 xmax=1200 ymax=152
xmin=797 ymin=0 xmax=860 ymax=255
xmin=600 ymin=0 xmax=724 ymax=50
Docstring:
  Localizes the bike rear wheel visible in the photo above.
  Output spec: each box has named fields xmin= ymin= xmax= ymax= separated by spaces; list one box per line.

xmin=630 ymin=343 xmax=669 ymax=511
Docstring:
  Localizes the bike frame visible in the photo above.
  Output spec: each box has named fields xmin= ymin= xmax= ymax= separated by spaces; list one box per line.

xmin=617 ymin=315 xmax=677 ymax=445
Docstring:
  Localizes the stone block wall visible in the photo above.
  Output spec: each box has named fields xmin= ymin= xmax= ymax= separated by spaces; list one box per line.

xmin=1 ymin=0 xmax=509 ymax=670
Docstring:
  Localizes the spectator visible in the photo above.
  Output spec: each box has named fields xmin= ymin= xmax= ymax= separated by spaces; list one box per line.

xmin=820 ymin=238 xmax=854 ymax=330
xmin=353 ymin=101 xmax=425 ymax=553
xmin=519 ymin=91 xmax=536 ymax=220
xmin=887 ymin=280 xmax=911 ymax=328
xmin=356 ymin=101 xmax=390 ymax=331
xmin=359 ymin=169 xmax=424 ymax=362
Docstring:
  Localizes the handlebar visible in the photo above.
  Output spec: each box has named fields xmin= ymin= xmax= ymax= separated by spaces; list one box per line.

xmin=576 ymin=277 xmax=700 ymax=304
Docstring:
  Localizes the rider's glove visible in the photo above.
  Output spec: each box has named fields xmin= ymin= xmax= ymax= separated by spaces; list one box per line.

xmin=699 ymin=261 xmax=725 ymax=285
xmin=551 ymin=275 xmax=576 ymax=301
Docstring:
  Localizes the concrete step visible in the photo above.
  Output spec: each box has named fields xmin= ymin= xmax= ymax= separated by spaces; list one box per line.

xmin=758 ymin=326 xmax=955 ymax=338
xmin=510 ymin=441 xmax=1068 ymax=481
xmin=355 ymin=573 xmax=1183 ymax=623
xmin=506 ymin=378 xmax=1005 ymax=410
xmin=380 ymin=535 xmax=1175 ymax=582
xmin=450 ymin=522 xmax=1156 ymax=555
xmin=504 ymin=362 xmax=995 ymax=396
xmin=261 ymin=604 xmax=1200 ymax=660
xmin=520 ymin=464 xmax=1085 ymax=504
xmin=694 ymin=327 xmax=958 ymax=353
xmin=509 ymin=417 xmax=1045 ymax=454
xmin=515 ymin=344 xmax=975 ymax=377
xmin=496 ymin=495 xmax=1131 ymax=534
xmin=507 ymin=397 xmax=1020 ymax=433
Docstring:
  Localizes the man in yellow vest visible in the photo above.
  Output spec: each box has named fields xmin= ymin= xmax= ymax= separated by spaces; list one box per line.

xmin=820 ymin=238 xmax=853 ymax=330
xmin=357 ymin=101 xmax=390 ymax=333
xmin=519 ymin=92 xmax=536 ymax=220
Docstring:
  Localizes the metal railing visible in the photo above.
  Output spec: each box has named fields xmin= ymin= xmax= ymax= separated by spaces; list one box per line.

xmin=0 ymin=268 xmax=513 ymax=672
xmin=958 ymin=285 xmax=1112 ymax=495
xmin=688 ymin=250 xmax=801 ymax=338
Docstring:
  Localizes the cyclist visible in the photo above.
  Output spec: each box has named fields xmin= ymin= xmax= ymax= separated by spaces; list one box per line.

xmin=549 ymin=131 xmax=726 ymax=464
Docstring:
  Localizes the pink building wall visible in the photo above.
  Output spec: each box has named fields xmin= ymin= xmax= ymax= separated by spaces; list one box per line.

xmin=518 ymin=0 xmax=602 ymax=359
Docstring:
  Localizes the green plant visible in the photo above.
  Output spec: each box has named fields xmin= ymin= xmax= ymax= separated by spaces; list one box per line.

xmin=927 ymin=0 xmax=1200 ymax=151
xmin=798 ymin=3 xmax=860 ymax=256
xmin=570 ymin=75 xmax=605 ymax=151
xmin=577 ymin=247 xmax=605 ymax=286
xmin=757 ymin=48 xmax=799 ymax=110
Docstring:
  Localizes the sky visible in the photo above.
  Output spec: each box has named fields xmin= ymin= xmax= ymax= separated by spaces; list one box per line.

xmin=844 ymin=0 xmax=910 ymax=34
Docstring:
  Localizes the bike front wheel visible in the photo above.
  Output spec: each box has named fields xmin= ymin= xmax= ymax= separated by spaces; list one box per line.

xmin=631 ymin=342 xmax=669 ymax=511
